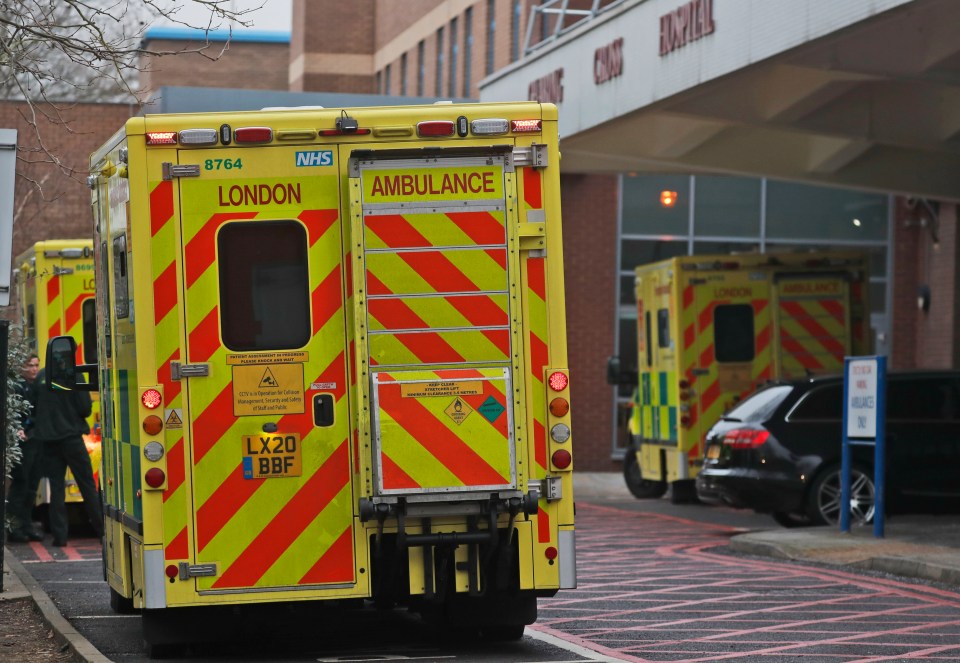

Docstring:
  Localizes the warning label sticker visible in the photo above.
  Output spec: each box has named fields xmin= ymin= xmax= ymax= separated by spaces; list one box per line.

xmin=164 ymin=408 xmax=183 ymax=429
xmin=445 ymin=397 xmax=473 ymax=425
xmin=233 ymin=363 xmax=305 ymax=416
xmin=226 ymin=351 xmax=308 ymax=366
xmin=400 ymin=381 xmax=483 ymax=399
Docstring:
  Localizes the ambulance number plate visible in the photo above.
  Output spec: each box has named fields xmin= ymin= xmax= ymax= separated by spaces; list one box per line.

xmin=242 ymin=433 xmax=302 ymax=479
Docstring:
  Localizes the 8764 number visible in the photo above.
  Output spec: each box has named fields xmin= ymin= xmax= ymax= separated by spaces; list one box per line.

xmin=204 ymin=158 xmax=243 ymax=170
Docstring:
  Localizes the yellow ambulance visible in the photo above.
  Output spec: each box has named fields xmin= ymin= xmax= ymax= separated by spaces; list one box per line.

xmin=46 ymin=101 xmax=574 ymax=651
xmin=610 ymin=252 xmax=870 ymax=502
xmin=14 ymin=240 xmax=102 ymax=506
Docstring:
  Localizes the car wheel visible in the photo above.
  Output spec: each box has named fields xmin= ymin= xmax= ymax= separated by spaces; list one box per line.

xmin=807 ymin=463 xmax=875 ymax=526
xmin=623 ymin=451 xmax=667 ymax=499
xmin=771 ymin=511 xmax=812 ymax=528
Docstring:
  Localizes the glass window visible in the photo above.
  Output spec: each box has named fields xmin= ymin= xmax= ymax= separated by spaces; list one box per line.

xmin=417 ymin=40 xmax=425 ymax=96
xmin=621 ymin=175 xmax=690 ymax=235
xmin=384 ymin=64 xmax=392 ymax=95
xmin=766 ymin=180 xmax=887 ymax=241
xmin=98 ymin=240 xmax=111 ymax=359
xmin=436 ymin=27 xmax=444 ymax=95
xmin=693 ymin=241 xmax=758 ymax=256
xmin=511 ymin=0 xmax=521 ymax=62
xmin=112 ymin=234 xmax=129 ymax=319
xmin=486 ymin=0 xmax=495 ymax=75
xmin=887 ymin=378 xmax=960 ymax=422
xmin=789 ymin=384 xmax=842 ymax=421
xmin=82 ymin=299 xmax=97 ymax=364
xmin=464 ymin=8 xmax=473 ymax=96
xmin=218 ymin=221 xmax=310 ymax=351
xmin=693 ymin=175 xmax=761 ymax=237
xmin=657 ymin=309 xmax=670 ymax=349
xmin=620 ymin=274 xmax=637 ymax=305
xmin=714 ymin=304 xmax=754 ymax=362
xmin=620 ymin=239 xmax=686 ymax=271
xmin=727 ymin=385 xmax=794 ymax=422
xmin=400 ymin=53 xmax=407 ymax=96
xmin=617 ymin=318 xmax=638 ymax=398
xmin=449 ymin=17 xmax=458 ymax=97
xmin=25 ymin=304 xmax=35 ymax=345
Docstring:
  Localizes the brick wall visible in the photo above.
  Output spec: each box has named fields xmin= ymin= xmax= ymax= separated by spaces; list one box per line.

xmin=292 ymin=0 xmax=376 ymax=93
xmin=1 ymin=100 xmax=136 ymax=321
xmin=560 ymin=173 xmax=621 ymax=471
xmin=892 ymin=200 xmax=960 ymax=369
xmin=140 ymin=39 xmax=289 ymax=93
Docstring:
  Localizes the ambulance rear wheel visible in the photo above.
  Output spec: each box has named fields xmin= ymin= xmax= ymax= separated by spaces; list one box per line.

xmin=623 ymin=452 xmax=667 ymax=499
xmin=109 ymin=587 xmax=135 ymax=614
xmin=481 ymin=623 xmax=526 ymax=641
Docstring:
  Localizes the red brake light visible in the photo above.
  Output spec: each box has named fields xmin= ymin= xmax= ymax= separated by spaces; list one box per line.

xmin=722 ymin=429 xmax=770 ymax=449
xmin=165 ymin=565 xmax=179 ymax=578
xmin=234 ymin=127 xmax=273 ymax=143
xmin=551 ymin=449 xmax=572 ymax=469
xmin=548 ymin=371 xmax=569 ymax=392
xmin=145 ymin=132 xmax=177 ymax=145
xmin=511 ymin=119 xmax=542 ymax=133
xmin=142 ymin=389 xmax=162 ymax=410
xmin=319 ymin=128 xmax=372 ymax=136
xmin=417 ymin=121 xmax=456 ymax=137
xmin=544 ymin=546 xmax=558 ymax=560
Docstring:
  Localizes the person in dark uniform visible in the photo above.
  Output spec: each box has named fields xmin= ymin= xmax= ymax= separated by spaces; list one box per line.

xmin=33 ymin=368 xmax=103 ymax=546
xmin=7 ymin=354 xmax=43 ymax=542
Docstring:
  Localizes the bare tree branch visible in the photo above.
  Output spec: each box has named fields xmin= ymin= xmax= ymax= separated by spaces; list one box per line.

xmin=1 ymin=0 xmax=263 ymax=199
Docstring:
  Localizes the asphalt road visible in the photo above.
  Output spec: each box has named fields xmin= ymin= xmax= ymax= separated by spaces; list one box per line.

xmin=12 ymin=498 xmax=960 ymax=662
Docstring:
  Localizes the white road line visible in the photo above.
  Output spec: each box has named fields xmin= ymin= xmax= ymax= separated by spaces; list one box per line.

xmin=525 ymin=627 xmax=633 ymax=662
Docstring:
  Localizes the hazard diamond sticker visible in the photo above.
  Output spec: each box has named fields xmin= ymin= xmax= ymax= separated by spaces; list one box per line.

xmin=478 ymin=396 xmax=505 ymax=423
xmin=445 ymin=397 xmax=473 ymax=425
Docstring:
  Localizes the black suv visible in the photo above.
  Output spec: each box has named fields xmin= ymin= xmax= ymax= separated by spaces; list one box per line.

xmin=696 ymin=371 xmax=960 ymax=526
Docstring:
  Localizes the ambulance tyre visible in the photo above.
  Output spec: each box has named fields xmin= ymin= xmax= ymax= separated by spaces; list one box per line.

xmin=109 ymin=587 xmax=135 ymax=614
xmin=481 ymin=623 xmax=526 ymax=641
xmin=623 ymin=452 xmax=667 ymax=499
xmin=669 ymin=479 xmax=700 ymax=504
xmin=145 ymin=642 xmax=184 ymax=660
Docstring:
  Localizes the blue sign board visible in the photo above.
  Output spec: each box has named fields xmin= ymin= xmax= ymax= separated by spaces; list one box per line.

xmin=841 ymin=356 xmax=887 ymax=537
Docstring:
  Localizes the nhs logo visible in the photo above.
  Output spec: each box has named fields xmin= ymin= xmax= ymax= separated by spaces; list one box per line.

xmin=295 ymin=150 xmax=333 ymax=167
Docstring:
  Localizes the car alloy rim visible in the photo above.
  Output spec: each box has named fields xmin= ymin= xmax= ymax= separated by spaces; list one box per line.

xmin=818 ymin=468 xmax=876 ymax=525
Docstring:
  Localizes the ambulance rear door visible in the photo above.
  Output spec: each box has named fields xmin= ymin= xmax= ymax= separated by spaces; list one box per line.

xmin=690 ymin=268 xmax=772 ymax=462
xmin=349 ymin=148 xmax=520 ymax=500
xmin=174 ymin=145 xmax=357 ymax=594
xmin=772 ymin=273 xmax=852 ymax=378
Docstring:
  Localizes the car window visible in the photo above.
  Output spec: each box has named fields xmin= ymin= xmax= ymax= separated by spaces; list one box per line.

xmin=887 ymin=377 xmax=960 ymax=422
xmin=787 ymin=384 xmax=842 ymax=421
xmin=723 ymin=385 xmax=793 ymax=422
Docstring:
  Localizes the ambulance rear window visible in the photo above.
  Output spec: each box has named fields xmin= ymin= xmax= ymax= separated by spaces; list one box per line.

xmin=218 ymin=221 xmax=310 ymax=351
xmin=714 ymin=303 xmax=754 ymax=362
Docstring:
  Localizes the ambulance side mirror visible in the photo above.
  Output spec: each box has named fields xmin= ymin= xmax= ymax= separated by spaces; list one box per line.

xmin=45 ymin=335 xmax=98 ymax=392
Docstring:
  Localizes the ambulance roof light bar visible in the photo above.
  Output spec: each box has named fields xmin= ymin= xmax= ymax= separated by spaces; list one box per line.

xmin=145 ymin=132 xmax=177 ymax=146
xmin=417 ymin=121 xmax=456 ymax=137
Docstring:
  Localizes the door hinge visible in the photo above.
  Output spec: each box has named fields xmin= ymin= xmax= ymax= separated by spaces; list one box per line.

xmin=178 ymin=563 xmax=217 ymax=580
xmin=162 ymin=163 xmax=201 ymax=180
xmin=512 ymin=144 xmax=548 ymax=169
xmin=170 ymin=361 xmax=210 ymax=380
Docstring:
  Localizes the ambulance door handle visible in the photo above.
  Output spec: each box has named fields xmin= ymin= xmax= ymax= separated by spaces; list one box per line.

xmin=313 ymin=394 xmax=334 ymax=427
xmin=170 ymin=361 xmax=210 ymax=381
